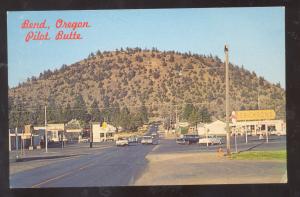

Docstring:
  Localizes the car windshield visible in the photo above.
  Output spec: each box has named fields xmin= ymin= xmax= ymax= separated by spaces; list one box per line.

xmin=143 ymin=136 xmax=152 ymax=139
xmin=118 ymin=138 xmax=126 ymax=140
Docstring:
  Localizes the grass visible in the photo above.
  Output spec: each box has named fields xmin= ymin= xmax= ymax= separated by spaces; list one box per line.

xmin=230 ymin=150 xmax=286 ymax=161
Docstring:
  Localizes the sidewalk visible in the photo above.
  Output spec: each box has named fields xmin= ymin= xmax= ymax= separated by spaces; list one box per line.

xmin=9 ymin=142 xmax=113 ymax=163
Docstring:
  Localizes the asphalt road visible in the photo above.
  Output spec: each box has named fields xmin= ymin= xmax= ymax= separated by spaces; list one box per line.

xmin=155 ymin=135 xmax=286 ymax=154
xmin=10 ymin=125 xmax=159 ymax=188
xmin=10 ymin=143 xmax=157 ymax=188
xmin=10 ymin=124 xmax=286 ymax=188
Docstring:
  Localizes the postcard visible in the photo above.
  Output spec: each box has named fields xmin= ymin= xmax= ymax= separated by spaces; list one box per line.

xmin=7 ymin=8 xmax=286 ymax=188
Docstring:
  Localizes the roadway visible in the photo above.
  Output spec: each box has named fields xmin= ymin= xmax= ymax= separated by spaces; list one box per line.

xmin=10 ymin=124 xmax=286 ymax=188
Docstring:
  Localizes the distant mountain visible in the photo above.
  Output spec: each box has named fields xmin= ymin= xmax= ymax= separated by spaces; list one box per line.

xmin=8 ymin=47 xmax=285 ymax=129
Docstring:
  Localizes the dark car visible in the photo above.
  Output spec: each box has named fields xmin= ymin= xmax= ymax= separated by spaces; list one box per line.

xmin=176 ymin=134 xmax=199 ymax=145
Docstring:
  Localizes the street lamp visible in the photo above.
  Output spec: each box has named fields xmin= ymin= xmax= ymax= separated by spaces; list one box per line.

xmin=224 ymin=44 xmax=231 ymax=155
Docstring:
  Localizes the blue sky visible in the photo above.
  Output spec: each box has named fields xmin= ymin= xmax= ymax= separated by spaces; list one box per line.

xmin=7 ymin=7 xmax=285 ymax=88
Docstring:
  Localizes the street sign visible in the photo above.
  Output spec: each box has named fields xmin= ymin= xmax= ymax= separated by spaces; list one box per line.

xmin=236 ymin=110 xmax=275 ymax=121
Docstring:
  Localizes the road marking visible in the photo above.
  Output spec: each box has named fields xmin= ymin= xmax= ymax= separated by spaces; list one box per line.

xmin=151 ymin=144 xmax=160 ymax=152
xmin=31 ymin=161 xmax=95 ymax=188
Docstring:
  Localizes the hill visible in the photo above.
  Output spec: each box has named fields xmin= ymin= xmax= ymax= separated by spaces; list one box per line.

xmin=8 ymin=47 xmax=286 ymax=130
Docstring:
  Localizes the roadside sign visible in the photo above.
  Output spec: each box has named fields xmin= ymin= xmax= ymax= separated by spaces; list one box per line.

xmin=102 ymin=121 xmax=107 ymax=128
xmin=236 ymin=110 xmax=275 ymax=121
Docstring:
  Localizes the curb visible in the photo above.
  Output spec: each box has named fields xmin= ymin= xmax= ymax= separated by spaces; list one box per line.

xmin=15 ymin=154 xmax=85 ymax=162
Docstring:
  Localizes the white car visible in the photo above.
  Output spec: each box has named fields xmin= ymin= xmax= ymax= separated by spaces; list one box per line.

xmin=199 ymin=135 xmax=223 ymax=145
xmin=116 ymin=137 xmax=129 ymax=146
xmin=141 ymin=136 xmax=154 ymax=144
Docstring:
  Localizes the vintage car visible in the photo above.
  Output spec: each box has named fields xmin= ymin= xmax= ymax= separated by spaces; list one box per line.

xmin=176 ymin=134 xmax=200 ymax=145
xmin=116 ymin=137 xmax=129 ymax=146
xmin=198 ymin=135 xmax=223 ymax=145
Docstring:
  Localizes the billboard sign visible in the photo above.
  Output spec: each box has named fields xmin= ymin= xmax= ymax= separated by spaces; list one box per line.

xmin=236 ymin=110 xmax=276 ymax=121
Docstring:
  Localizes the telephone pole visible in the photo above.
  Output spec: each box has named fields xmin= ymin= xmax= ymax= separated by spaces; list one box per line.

xmin=225 ymin=44 xmax=231 ymax=155
xmin=45 ymin=105 xmax=48 ymax=153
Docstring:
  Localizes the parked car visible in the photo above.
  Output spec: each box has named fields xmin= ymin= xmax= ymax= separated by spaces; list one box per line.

xmin=199 ymin=135 xmax=223 ymax=145
xmin=79 ymin=138 xmax=89 ymax=143
xmin=176 ymin=138 xmax=189 ymax=145
xmin=128 ymin=136 xmax=138 ymax=144
xmin=151 ymin=133 xmax=158 ymax=139
xmin=176 ymin=134 xmax=200 ymax=145
xmin=116 ymin=137 xmax=129 ymax=146
xmin=141 ymin=135 xmax=157 ymax=144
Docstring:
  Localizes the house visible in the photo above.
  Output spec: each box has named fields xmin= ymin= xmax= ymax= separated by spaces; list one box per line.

xmin=197 ymin=120 xmax=227 ymax=136
xmin=92 ymin=122 xmax=116 ymax=142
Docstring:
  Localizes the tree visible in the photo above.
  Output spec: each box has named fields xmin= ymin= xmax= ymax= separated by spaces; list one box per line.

xmin=73 ymin=94 xmax=89 ymax=124
xmin=182 ymin=103 xmax=194 ymax=121
xmin=110 ymin=102 xmax=121 ymax=126
xmin=119 ymin=106 xmax=131 ymax=130
xmin=188 ymin=108 xmax=200 ymax=126
xmin=139 ymin=103 xmax=149 ymax=124
xmin=199 ymin=107 xmax=211 ymax=123
xmin=63 ymin=103 xmax=73 ymax=122
xmin=90 ymin=100 xmax=102 ymax=122
xmin=47 ymin=97 xmax=60 ymax=123
xmin=102 ymin=96 xmax=111 ymax=122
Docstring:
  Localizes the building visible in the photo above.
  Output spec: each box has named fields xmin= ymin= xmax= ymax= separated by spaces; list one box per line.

xmin=231 ymin=119 xmax=286 ymax=136
xmin=9 ymin=125 xmax=41 ymax=151
xmin=197 ymin=120 xmax=227 ymax=136
xmin=231 ymin=109 xmax=286 ymax=136
xmin=34 ymin=123 xmax=65 ymax=143
xmin=92 ymin=122 xmax=116 ymax=142
xmin=197 ymin=119 xmax=286 ymax=137
xmin=65 ymin=119 xmax=83 ymax=141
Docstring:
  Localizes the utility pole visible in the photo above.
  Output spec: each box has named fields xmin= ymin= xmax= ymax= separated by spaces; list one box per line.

xmin=90 ymin=121 xmax=93 ymax=148
xmin=175 ymin=106 xmax=178 ymax=131
xmin=15 ymin=127 xmax=19 ymax=158
xmin=9 ymin=129 xmax=11 ymax=152
xmin=45 ymin=105 xmax=48 ymax=153
xmin=225 ymin=44 xmax=231 ymax=155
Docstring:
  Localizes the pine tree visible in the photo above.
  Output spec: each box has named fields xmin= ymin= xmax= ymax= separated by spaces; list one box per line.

xmin=63 ymin=103 xmax=73 ymax=122
xmin=119 ymin=106 xmax=131 ymax=130
xmin=90 ymin=100 xmax=102 ymax=122
xmin=73 ymin=94 xmax=89 ymax=123
xmin=182 ymin=103 xmax=194 ymax=121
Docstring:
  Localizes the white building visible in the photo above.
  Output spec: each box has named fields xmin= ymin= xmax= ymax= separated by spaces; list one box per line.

xmin=197 ymin=119 xmax=286 ymax=136
xmin=231 ymin=119 xmax=286 ymax=136
xmin=92 ymin=123 xmax=116 ymax=142
xmin=197 ymin=120 xmax=227 ymax=136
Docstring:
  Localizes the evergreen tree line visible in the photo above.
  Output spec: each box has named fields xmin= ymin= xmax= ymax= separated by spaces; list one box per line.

xmin=181 ymin=103 xmax=212 ymax=126
xmin=9 ymin=94 xmax=149 ymax=131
